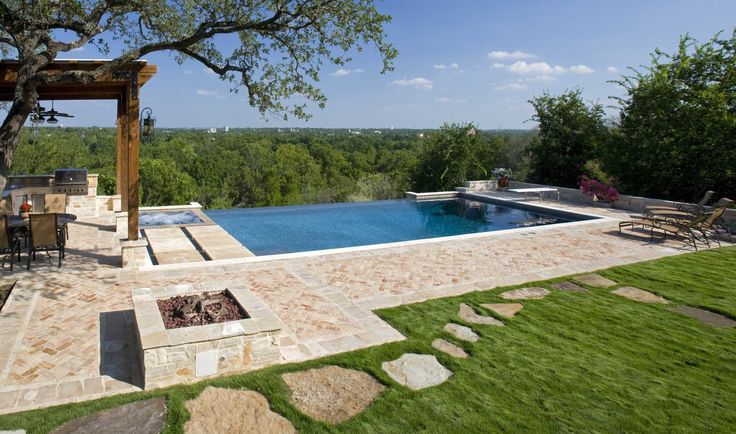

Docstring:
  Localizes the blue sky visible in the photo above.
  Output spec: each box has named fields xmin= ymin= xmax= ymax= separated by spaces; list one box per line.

xmin=52 ymin=0 xmax=735 ymax=129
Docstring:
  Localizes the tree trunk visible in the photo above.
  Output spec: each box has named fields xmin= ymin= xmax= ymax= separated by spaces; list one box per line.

xmin=0 ymin=80 xmax=39 ymax=190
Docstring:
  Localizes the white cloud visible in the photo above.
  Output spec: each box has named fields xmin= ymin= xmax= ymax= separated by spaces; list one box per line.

xmin=570 ymin=64 xmax=595 ymax=74
xmin=491 ymin=62 xmax=507 ymax=69
xmin=435 ymin=97 xmax=467 ymax=103
xmin=196 ymin=89 xmax=219 ymax=96
xmin=331 ymin=68 xmax=365 ymax=77
xmin=526 ymin=75 xmax=557 ymax=82
xmin=70 ymin=46 xmax=85 ymax=52
xmin=508 ymin=61 xmax=567 ymax=75
xmin=606 ymin=66 xmax=618 ymax=73
xmin=488 ymin=50 xmax=535 ymax=60
xmin=392 ymin=77 xmax=434 ymax=90
xmin=434 ymin=63 xmax=459 ymax=70
xmin=494 ymin=83 xmax=528 ymax=91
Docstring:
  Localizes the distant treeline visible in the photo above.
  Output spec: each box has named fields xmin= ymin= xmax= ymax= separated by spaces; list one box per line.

xmin=11 ymin=127 xmax=535 ymax=208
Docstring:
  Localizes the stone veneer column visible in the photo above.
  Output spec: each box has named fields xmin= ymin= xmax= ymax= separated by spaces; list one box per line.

xmin=121 ymin=238 xmax=152 ymax=268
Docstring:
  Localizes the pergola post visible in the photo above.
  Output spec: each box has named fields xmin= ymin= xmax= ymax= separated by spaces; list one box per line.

xmin=116 ymin=94 xmax=128 ymax=202
xmin=127 ymin=79 xmax=140 ymax=240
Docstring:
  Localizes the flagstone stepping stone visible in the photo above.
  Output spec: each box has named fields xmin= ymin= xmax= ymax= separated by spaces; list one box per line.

xmin=551 ymin=281 xmax=589 ymax=292
xmin=670 ymin=306 xmax=736 ymax=328
xmin=481 ymin=303 xmax=524 ymax=318
xmin=573 ymin=273 xmax=617 ymax=288
xmin=0 ymin=430 xmax=25 ymax=434
xmin=444 ymin=323 xmax=479 ymax=342
xmin=51 ymin=398 xmax=166 ymax=434
xmin=611 ymin=286 xmax=669 ymax=304
xmin=432 ymin=338 xmax=469 ymax=358
xmin=499 ymin=287 xmax=550 ymax=300
xmin=382 ymin=353 xmax=452 ymax=390
xmin=458 ymin=303 xmax=504 ymax=326
xmin=184 ymin=387 xmax=295 ymax=434
xmin=281 ymin=365 xmax=385 ymax=424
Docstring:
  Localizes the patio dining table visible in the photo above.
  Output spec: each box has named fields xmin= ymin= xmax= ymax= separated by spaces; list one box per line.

xmin=8 ymin=213 xmax=78 ymax=229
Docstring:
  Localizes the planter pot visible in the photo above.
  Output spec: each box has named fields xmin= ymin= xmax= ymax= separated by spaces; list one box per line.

xmin=497 ymin=176 xmax=509 ymax=188
xmin=591 ymin=195 xmax=615 ymax=208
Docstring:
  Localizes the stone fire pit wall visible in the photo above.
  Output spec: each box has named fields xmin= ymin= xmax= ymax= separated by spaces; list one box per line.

xmin=131 ymin=284 xmax=283 ymax=389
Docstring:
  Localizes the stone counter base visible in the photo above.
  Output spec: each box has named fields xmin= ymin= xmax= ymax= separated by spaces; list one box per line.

xmin=142 ymin=329 xmax=281 ymax=389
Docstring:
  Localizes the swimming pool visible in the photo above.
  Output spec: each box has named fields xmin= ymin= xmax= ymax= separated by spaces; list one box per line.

xmin=206 ymin=198 xmax=595 ymax=256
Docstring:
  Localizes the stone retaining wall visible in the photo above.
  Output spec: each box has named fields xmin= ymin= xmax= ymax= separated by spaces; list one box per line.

xmin=462 ymin=179 xmax=735 ymax=226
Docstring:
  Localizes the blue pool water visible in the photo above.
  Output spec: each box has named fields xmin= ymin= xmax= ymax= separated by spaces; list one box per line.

xmin=206 ymin=198 xmax=593 ymax=256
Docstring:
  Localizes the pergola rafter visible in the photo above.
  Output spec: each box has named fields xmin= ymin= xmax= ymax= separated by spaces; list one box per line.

xmin=0 ymin=59 xmax=158 ymax=241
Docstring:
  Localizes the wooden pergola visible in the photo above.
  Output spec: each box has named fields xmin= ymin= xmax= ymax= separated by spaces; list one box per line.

xmin=0 ymin=60 xmax=158 ymax=240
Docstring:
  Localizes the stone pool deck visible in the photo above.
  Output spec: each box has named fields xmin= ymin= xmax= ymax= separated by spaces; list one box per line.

xmin=0 ymin=194 xmax=727 ymax=414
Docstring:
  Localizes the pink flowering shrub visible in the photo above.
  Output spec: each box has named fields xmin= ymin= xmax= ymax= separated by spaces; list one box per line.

xmin=579 ymin=175 xmax=620 ymax=202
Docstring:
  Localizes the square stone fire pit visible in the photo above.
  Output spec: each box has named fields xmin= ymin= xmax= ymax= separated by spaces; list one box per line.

xmin=132 ymin=284 xmax=283 ymax=389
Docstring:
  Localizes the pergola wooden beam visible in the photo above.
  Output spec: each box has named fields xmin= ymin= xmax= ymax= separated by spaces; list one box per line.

xmin=0 ymin=59 xmax=157 ymax=241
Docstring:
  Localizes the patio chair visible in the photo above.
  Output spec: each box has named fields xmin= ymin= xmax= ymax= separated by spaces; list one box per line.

xmin=618 ymin=213 xmax=710 ymax=250
xmin=0 ymin=215 xmax=21 ymax=270
xmin=27 ymin=213 xmax=65 ymax=269
xmin=0 ymin=197 xmax=12 ymax=215
xmin=44 ymin=193 xmax=68 ymax=239
xmin=44 ymin=193 xmax=66 ymax=213
xmin=644 ymin=190 xmax=715 ymax=216
xmin=693 ymin=207 xmax=727 ymax=247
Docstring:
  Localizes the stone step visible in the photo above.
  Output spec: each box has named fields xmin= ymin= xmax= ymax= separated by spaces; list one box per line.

xmin=185 ymin=225 xmax=255 ymax=260
xmin=144 ymin=227 xmax=204 ymax=265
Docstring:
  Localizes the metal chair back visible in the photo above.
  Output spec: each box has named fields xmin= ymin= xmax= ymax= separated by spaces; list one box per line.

xmin=30 ymin=213 xmax=58 ymax=248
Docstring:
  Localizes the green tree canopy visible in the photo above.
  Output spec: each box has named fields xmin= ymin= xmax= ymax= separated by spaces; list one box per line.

xmin=609 ymin=32 xmax=736 ymax=201
xmin=411 ymin=122 xmax=490 ymax=192
xmin=527 ymin=89 xmax=609 ymax=188
xmin=139 ymin=158 xmax=196 ymax=206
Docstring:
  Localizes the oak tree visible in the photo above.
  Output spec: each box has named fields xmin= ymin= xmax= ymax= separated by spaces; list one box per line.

xmin=0 ymin=0 xmax=397 ymax=187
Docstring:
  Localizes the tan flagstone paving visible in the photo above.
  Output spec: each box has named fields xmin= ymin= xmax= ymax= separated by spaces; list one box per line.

xmin=0 ymin=197 xmax=721 ymax=414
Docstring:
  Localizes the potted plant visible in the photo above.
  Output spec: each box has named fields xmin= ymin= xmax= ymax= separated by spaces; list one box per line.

xmin=491 ymin=168 xmax=513 ymax=189
xmin=579 ymin=175 xmax=619 ymax=207
xmin=19 ymin=202 xmax=32 ymax=218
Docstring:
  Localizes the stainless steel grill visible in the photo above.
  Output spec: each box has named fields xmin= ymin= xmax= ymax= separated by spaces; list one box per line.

xmin=53 ymin=168 xmax=89 ymax=195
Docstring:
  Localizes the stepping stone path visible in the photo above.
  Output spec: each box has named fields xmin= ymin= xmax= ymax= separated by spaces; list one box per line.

xmin=382 ymin=353 xmax=452 ymax=390
xmin=281 ymin=365 xmax=385 ymax=424
xmin=444 ymin=323 xmax=479 ymax=342
xmin=481 ymin=303 xmax=524 ymax=318
xmin=432 ymin=338 xmax=469 ymax=358
xmin=51 ymin=398 xmax=166 ymax=434
xmin=184 ymin=387 xmax=295 ymax=434
xmin=573 ymin=273 xmax=617 ymax=288
xmin=0 ymin=431 xmax=25 ymax=434
xmin=551 ymin=281 xmax=589 ymax=292
xmin=499 ymin=287 xmax=550 ymax=300
xmin=670 ymin=306 xmax=736 ymax=328
xmin=458 ymin=303 xmax=504 ymax=326
xmin=611 ymin=286 xmax=669 ymax=304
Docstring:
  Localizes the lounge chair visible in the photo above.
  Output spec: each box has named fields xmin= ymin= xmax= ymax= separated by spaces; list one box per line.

xmin=693 ymin=207 xmax=727 ymax=247
xmin=27 ymin=213 xmax=65 ymax=269
xmin=0 ymin=215 xmax=21 ymax=270
xmin=644 ymin=190 xmax=714 ymax=216
xmin=619 ymin=213 xmax=711 ymax=250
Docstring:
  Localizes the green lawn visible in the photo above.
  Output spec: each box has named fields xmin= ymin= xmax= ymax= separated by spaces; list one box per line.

xmin=2 ymin=247 xmax=736 ymax=433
